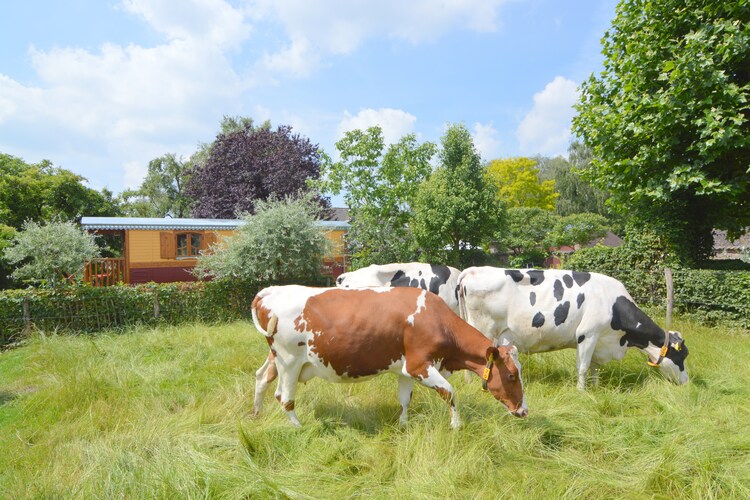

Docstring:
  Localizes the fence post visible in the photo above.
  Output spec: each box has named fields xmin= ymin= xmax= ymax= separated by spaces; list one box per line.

xmin=153 ymin=289 xmax=160 ymax=319
xmin=22 ymin=297 xmax=31 ymax=331
xmin=665 ymin=267 xmax=673 ymax=330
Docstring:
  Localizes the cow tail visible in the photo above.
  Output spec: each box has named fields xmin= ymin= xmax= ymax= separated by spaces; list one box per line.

xmin=251 ymin=296 xmax=277 ymax=337
xmin=457 ymin=274 xmax=468 ymax=321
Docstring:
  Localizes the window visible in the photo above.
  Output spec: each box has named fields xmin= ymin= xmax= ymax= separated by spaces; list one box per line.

xmin=176 ymin=232 xmax=202 ymax=257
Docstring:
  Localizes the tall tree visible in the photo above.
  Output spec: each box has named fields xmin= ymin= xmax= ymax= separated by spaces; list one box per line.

xmin=0 ymin=153 xmax=121 ymax=229
xmin=573 ymin=0 xmax=750 ymax=264
xmin=486 ymin=157 xmax=558 ymax=210
xmin=119 ymin=153 xmax=192 ymax=217
xmin=536 ymin=147 xmax=610 ymax=217
xmin=185 ymin=123 xmax=324 ymax=218
xmin=411 ymin=124 xmax=504 ymax=267
xmin=315 ymin=127 xmax=436 ymax=266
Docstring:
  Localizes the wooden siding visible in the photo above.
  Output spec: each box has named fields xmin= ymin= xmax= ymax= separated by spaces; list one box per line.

xmin=324 ymin=229 xmax=347 ymax=258
xmin=128 ymin=230 xmax=233 ymax=264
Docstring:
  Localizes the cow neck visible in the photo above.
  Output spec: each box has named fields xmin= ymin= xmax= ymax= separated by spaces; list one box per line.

xmin=442 ymin=316 xmax=494 ymax=377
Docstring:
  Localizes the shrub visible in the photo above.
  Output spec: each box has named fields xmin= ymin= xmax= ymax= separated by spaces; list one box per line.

xmin=2 ymin=220 xmax=100 ymax=288
xmin=0 ymin=280 xmax=258 ymax=347
xmin=194 ymin=193 xmax=330 ymax=286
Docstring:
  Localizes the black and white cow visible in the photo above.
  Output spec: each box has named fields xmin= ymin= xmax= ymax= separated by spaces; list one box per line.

xmin=336 ymin=263 xmax=461 ymax=314
xmin=457 ymin=267 xmax=689 ymax=389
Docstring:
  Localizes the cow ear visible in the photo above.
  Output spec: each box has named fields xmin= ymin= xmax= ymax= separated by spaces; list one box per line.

xmin=486 ymin=346 xmax=500 ymax=362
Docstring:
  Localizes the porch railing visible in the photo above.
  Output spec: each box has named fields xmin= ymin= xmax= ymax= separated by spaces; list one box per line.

xmin=84 ymin=258 xmax=125 ymax=286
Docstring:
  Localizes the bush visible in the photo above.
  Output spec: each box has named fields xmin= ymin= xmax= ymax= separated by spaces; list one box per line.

xmin=2 ymin=220 xmax=100 ymax=287
xmin=673 ymin=270 xmax=750 ymax=329
xmin=0 ymin=280 xmax=258 ymax=347
xmin=194 ymin=193 xmax=330 ymax=286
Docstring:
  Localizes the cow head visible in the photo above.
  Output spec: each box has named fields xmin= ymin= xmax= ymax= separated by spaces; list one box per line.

xmin=654 ymin=331 xmax=689 ymax=385
xmin=483 ymin=345 xmax=528 ymax=417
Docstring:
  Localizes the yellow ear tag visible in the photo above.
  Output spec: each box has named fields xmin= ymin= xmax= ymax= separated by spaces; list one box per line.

xmin=482 ymin=352 xmax=495 ymax=381
xmin=671 ymin=342 xmax=681 ymax=351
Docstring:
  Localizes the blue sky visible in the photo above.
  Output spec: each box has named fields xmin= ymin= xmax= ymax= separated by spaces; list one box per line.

xmin=0 ymin=0 xmax=618 ymax=204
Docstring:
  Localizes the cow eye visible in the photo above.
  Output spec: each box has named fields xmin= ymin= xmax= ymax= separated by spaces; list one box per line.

xmin=508 ymin=373 xmax=516 ymax=382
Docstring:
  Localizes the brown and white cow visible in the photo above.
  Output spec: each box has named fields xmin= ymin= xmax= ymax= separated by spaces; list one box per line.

xmin=335 ymin=263 xmax=461 ymax=314
xmin=458 ymin=267 xmax=689 ymax=390
xmin=251 ymin=285 xmax=527 ymax=428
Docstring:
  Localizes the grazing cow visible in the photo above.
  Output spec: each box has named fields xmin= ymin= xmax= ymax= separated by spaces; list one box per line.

xmin=251 ymin=285 xmax=527 ymax=428
xmin=335 ymin=263 xmax=461 ymax=314
xmin=457 ymin=267 xmax=689 ymax=389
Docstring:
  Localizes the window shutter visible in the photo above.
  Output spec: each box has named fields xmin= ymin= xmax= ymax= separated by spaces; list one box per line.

xmin=160 ymin=232 xmax=176 ymax=259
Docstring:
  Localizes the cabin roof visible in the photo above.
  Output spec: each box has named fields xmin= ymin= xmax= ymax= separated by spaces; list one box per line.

xmin=80 ymin=216 xmax=350 ymax=231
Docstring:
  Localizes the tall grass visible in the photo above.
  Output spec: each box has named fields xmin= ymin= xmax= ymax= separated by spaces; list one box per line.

xmin=1 ymin=317 xmax=749 ymax=498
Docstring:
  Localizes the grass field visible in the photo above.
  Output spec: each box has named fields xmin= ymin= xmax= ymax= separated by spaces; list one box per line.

xmin=1 ymin=315 xmax=749 ymax=498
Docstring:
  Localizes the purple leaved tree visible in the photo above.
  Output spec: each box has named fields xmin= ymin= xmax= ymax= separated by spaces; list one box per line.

xmin=186 ymin=124 xmax=327 ymax=218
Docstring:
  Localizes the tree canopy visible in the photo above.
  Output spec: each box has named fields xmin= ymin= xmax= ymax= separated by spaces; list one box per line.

xmin=573 ymin=0 xmax=750 ymax=263
xmin=0 ymin=153 xmax=121 ymax=229
xmin=315 ymin=127 xmax=436 ymax=266
xmin=411 ymin=124 xmax=503 ymax=267
xmin=186 ymin=123 xmax=324 ymax=218
xmin=119 ymin=153 xmax=192 ymax=218
xmin=486 ymin=157 xmax=558 ymax=210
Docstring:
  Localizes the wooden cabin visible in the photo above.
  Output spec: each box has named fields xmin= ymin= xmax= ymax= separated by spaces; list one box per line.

xmin=79 ymin=216 xmax=349 ymax=286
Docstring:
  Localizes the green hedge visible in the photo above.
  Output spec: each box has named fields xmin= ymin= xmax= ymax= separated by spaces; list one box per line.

xmin=673 ymin=270 xmax=750 ymax=329
xmin=0 ymin=280 xmax=259 ymax=347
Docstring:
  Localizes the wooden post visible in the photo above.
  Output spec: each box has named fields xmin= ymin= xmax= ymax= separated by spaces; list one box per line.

xmin=22 ymin=298 xmax=31 ymax=331
xmin=665 ymin=267 xmax=674 ymax=330
xmin=153 ymin=289 xmax=160 ymax=319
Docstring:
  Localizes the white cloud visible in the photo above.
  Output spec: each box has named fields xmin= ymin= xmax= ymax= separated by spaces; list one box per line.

xmin=472 ymin=122 xmax=501 ymax=161
xmin=121 ymin=0 xmax=250 ymax=48
xmin=0 ymin=0 xmax=250 ymax=191
xmin=337 ymin=108 xmax=417 ymax=145
xmin=516 ymin=76 xmax=579 ymax=156
xmin=253 ymin=0 xmax=507 ymax=76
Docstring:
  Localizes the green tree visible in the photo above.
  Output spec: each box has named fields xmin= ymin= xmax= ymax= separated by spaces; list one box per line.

xmin=497 ymin=208 xmax=609 ymax=267
xmin=486 ymin=157 xmax=558 ymax=210
xmin=3 ymin=220 xmax=100 ymax=288
xmin=315 ymin=127 xmax=436 ymax=266
xmin=548 ymin=212 xmax=609 ymax=248
xmin=0 ymin=153 xmax=121 ymax=229
xmin=573 ymin=0 xmax=750 ymax=264
xmin=119 ymin=153 xmax=192 ymax=217
xmin=411 ymin=124 xmax=503 ymax=267
xmin=497 ymin=207 xmax=557 ymax=267
xmin=194 ymin=193 xmax=331 ymax=284
xmin=0 ymin=225 xmax=16 ymax=289
xmin=536 ymin=146 xmax=610 ymax=217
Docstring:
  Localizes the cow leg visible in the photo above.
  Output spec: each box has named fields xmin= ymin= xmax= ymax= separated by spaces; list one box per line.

xmin=276 ymin=361 xmax=304 ymax=427
xmin=397 ymin=375 xmax=415 ymax=426
xmin=575 ymin=334 xmax=598 ymax=390
xmin=253 ymin=351 xmax=278 ymax=416
xmin=417 ymin=366 xmax=461 ymax=429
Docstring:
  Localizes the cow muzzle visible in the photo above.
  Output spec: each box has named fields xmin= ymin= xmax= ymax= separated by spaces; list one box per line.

xmin=512 ymin=407 xmax=528 ymax=418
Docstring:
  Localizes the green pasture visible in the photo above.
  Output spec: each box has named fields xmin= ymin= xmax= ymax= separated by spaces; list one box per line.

xmin=1 ymin=317 xmax=749 ymax=498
